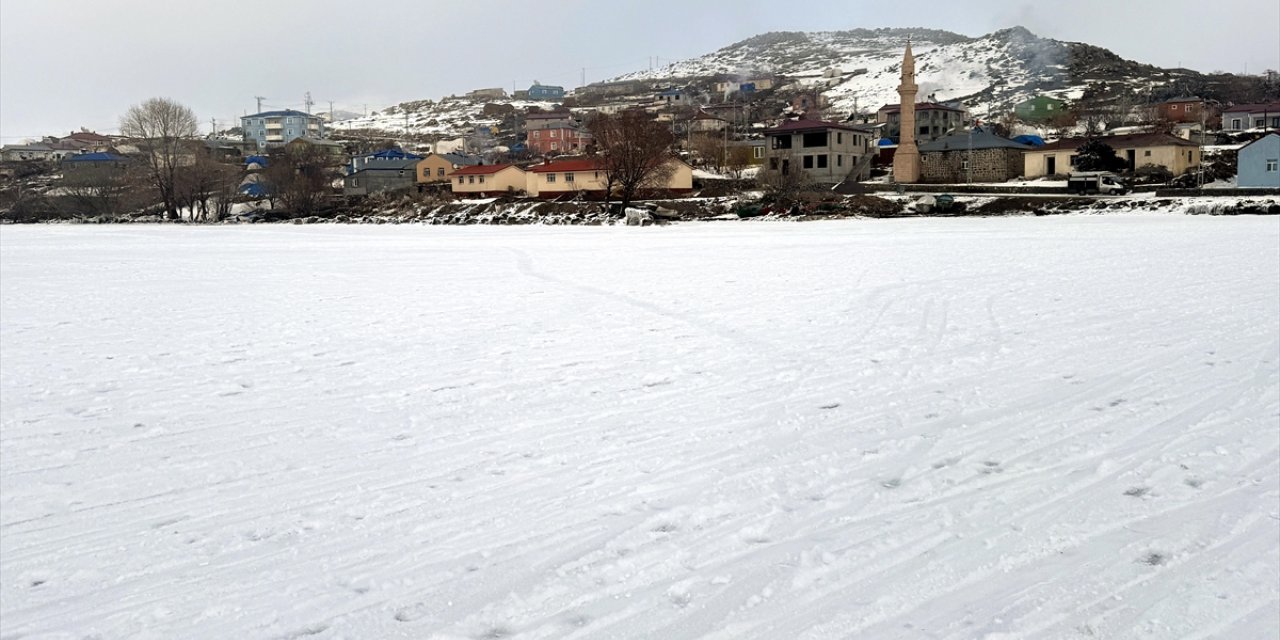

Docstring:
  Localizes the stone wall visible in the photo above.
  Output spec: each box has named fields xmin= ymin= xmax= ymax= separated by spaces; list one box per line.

xmin=921 ymin=148 xmax=1024 ymax=183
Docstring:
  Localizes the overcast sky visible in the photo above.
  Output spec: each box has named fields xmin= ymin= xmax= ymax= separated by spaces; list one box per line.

xmin=2 ymin=0 xmax=1277 ymax=141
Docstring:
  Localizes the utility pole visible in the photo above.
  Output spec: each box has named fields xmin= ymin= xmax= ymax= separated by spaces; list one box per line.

xmin=581 ymin=67 xmax=586 ymax=87
xmin=254 ymin=95 xmax=266 ymax=113
xmin=328 ymin=101 xmax=334 ymax=122
xmin=210 ymin=117 xmax=217 ymax=137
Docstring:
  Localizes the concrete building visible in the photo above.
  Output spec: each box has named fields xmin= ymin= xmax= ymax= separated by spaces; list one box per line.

xmin=763 ymin=118 xmax=878 ymax=184
xmin=919 ymin=129 xmax=1031 ymax=183
xmin=1236 ymin=133 xmax=1280 ymax=188
xmin=1022 ymin=133 xmax=1200 ymax=178
xmin=343 ymin=158 xmax=418 ymax=195
xmin=1155 ymin=97 xmax=1205 ymax=124
xmin=466 ymin=88 xmax=507 ymax=100
xmin=524 ymin=157 xmax=693 ymax=198
xmin=892 ymin=42 xmax=922 ymax=183
xmin=1221 ymin=103 xmax=1280 ymax=132
xmin=878 ymin=102 xmax=964 ymax=144
xmin=241 ymin=109 xmax=326 ymax=149
xmin=527 ymin=83 xmax=565 ymax=101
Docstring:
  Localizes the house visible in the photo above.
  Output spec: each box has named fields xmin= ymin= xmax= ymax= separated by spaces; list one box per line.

xmin=343 ymin=158 xmax=418 ymax=196
xmin=657 ymin=87 xmax=697 ymax=107
xmin=918 ymin=128 xmax=1031 ymax=183
xmin=449 ymin=164 xmax=527 ymax=197
xmin=526 ymin=115 xmax=591 ymax=155
xmin=527 ymin=83 xmax=565 ymax=101
xmin=286 ymin=137 xmax=346 ymax=162
xmin=683 ymin=110 xmax=730 ymax=134
xmin=1 ymin=143 xmax=57 ymax=161
xmin=1156 ymin=97 xmax=1205 ymax=124
xmin=876 ymin=102 xmax=966 ymax=143
xmin=349 ymin=148 xmax=423 ymax=174
xmin=1221 ymin=103 xmax=1280 ymax=132
xmin=415 ymin=152 xmax=481 ymax=185
xmin=762 ymin=118 xmax=878 ymax=184
xmin=1236 ymin=133 xmax=1280 ymax=188
xmin=524 ymin=157 xmax=693 ymax=198
xmin=60 ymin=152 xmax=129 ymax=186
xmin=466 ymin=88 xmax=507 ymax=100
xmin=727 ymin=139 xmax=767 ymax=166
xmin=240 ymin=109 xmax=327 ymax=149
xmin=55 ymin=130 xmax=115 ymax=153
xmin=1013 ymin=96 xmax=1067 ymax=123
xmin=1022 ymin=132 xmax=1200 ymax=178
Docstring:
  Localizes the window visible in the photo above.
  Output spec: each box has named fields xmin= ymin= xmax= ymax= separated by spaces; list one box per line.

xmin=1188 ymin=150 xmax=1193 ymax=162
xmin=919 ymin=126 xmax=929 ymax=135
xmin=468 ymin=176 xmax=475 ymax=184
xmin=769 ymin=158 xmax=778 ymax=170
xmin=437 ymin=168 xmax=445 ymax=177
xmin=479 ymin=176 xmax=484 ymax=183
xmin=547 ymin=174 xmax=556 ymax=183
xmin=772 ymin=135 xmax=792 ymax=150
xmin=802 ymin=132 xmax=828 ymax=148
xmin=1231 ymin=118 xmax=1242 ymax=130
xmin=551 ymin=142 xmax=558 ymax=150
xmin=458 ymin=176 xmax=464 ymax=185
xmin=533 ymin=131 xmax=541 ymax=139
xmin=1068 ymin=154 xmax=1078 ymax=167
xmin=286 ymin=117 xmax=294 ymax=124
xmin=836 ymin=132 xmax=843 ymax=145
xmin=565 ymin=173 xmax=575 ymax=183
xmin=816 ymin=154 xmax=828 ymax=169
xmin=753 ymin=147 xmax=764 ymax=159
xmin=1265 ymin=159 xmax=1278 ymax=172
xmin=837 ymin=154 xmax=843 ymax=167
xmin=1144 ymin=150 xmax=1152 ymax=157
xmin=1256 ymin=119 xmax=1265 ymax=128
xmin=803 ymin=155 xmax=814 ymax=169
xmin=1046 ymin=104 xmax=1054 ymax=111
xmin=961 ymin=159 xmax=970 ymax=170
xmin=550 ymin=130 xmax=558 ymax=138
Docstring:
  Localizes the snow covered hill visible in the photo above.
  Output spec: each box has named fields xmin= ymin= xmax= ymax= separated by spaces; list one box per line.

xmin=2 ymin=217 xmax=1277 ymax=638
xmin=611 ymin=26 xmax=1206 ymax=117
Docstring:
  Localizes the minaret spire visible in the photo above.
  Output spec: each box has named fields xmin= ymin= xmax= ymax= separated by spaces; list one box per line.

xmin=893 ymin=40 xmax=922 ymax=183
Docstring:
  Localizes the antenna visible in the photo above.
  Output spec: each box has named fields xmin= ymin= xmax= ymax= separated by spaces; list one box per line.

xmin=254 ymin=96 xmax=266 ymax=113
xmin=328 ymin=100 xmax=335 ymax=122
xmin=304 ymin=91 xmax=314 ymax=114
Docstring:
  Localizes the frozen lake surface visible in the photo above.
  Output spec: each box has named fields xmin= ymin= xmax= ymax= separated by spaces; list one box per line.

xmin=2 ymin=217 xmax=1278 ymax=639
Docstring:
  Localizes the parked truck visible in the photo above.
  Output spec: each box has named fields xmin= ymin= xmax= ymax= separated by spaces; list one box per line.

xmin=1068 ymin=172 xmax=1129 ymax=195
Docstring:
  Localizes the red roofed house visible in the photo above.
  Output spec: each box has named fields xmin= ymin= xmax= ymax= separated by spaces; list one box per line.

xmin=450 ymin=164 xmax=528 ymax=197
xmin=525 ymin=157 xmax=693 ymax=198
xmin=1155 ymin=97 xmax=1205 ymax=124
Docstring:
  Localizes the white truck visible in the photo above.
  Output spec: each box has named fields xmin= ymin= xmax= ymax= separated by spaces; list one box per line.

xmin=1067 ymin=172 xmax=1129 ymax=195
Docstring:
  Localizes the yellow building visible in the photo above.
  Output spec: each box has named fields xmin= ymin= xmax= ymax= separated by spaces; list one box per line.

xmin=416 ymin=154 xmax=459 ymax=184
xmin=449 ymin=164 xmax=527 ymax=196
xmin=1023 ymin=132 xmax=1201 ymax=178
xmin=525 ymin=157 xmax=693 ymax=198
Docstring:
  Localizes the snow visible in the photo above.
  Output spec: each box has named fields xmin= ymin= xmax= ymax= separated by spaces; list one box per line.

xmin=2 ymin=217 xmax=1278 ymax=639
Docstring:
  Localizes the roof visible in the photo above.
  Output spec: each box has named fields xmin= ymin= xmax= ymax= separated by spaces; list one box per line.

xmin=764 ymin=118 xmax=876 ymax=135
xmin=290 ymin=137 xmax=344 ymax=148
xmin=63 ymin=131 xmax=113 ymax=142
xmin=1160 ymin=96 xmax=1203 ymax=104
xmin=529 ymin=84 xmax=565 ymax=91
xmin=878 ymin=102 xmax=965 ymax=114
xmin=363 ymin=148 xmax=422 ymax=160
xmin=63 ymin=152 xmax=125 ymax=162
xmin=1223 ymin=102 xmax=1280 ymax=114
xmin=349 ymin=159 xmax=419 ymax=173
xmin=452 ymin=163 xmax=521 ymax=176
xmin=526 ymin=111 xmax=573 ymax=120
xmin=1239 ymin=132 xmax=1280 ymax=152
xmin=919 ymin=129 xmax=1032 ymax=152
xmin=528 ymin=158 xmax=604 ymax=173
xmin=439 ymin=152 xmax=482 ymax=166
xmin=1035 ymin=132 xmax=1199 ymax=152
xmin=1015 ymin=96 xmax=1066 ymax=105
xmin=242 ymin=109 xmax=320 ymax=119
xmin=2 ymin=143 xmax=54 ymax=152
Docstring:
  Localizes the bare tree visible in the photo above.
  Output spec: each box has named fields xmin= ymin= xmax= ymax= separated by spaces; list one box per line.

xmin=119 ymin=98 xmax=199 ymax=218
xmin=689 ymin=132 xmax=728 ymax=172
xmin=176 ymin=154 xmax=241 ymax=222
xmin=62 ymin=161 xmax=141 ymax=220
xmin=758 ymin=151 xmax=815 ymax=206
xmin=724 ymin=144 xmax=755 ymax=180
xmin=586 ymin=111 xmax=677 ymax=211
xmin=263 ymin=143 xmax=339 ymax=217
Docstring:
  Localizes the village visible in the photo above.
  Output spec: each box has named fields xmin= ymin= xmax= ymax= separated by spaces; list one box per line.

xmin=2 ymin=44 xmax=1278 ymax=224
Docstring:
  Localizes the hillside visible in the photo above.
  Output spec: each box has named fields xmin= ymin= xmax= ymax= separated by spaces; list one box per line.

xmin=327 ymin=26 xmax=1276 ymax=139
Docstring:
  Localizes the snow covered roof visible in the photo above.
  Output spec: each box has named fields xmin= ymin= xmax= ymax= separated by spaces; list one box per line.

xmin=1036 ymin=132 xmax=1198 ymax=152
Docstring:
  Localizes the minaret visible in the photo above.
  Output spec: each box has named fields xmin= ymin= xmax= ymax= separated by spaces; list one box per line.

xmin=892 ymin=40 xmax=921 ymax=183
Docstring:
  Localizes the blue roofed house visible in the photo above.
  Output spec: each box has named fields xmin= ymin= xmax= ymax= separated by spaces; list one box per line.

xmin=240 ymin=109 xmax=327 ymax=149
xmin=61 ymin=152 xmax=129 ymax=186
xmin=1236 ymin=133 xmax=1280 ymax=188
xmin=348 ymin=148 xmax=423 ymax=174
xmin=527 ymin=82 xmax=565 ymax=101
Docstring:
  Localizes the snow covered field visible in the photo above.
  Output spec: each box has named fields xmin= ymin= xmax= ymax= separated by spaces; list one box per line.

xmin=2 ymin=217 xmax=1278 ymax=639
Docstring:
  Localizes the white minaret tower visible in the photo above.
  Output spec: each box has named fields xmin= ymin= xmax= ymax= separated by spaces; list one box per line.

xmin=892 ymin=40 xmax=921 ymax=183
